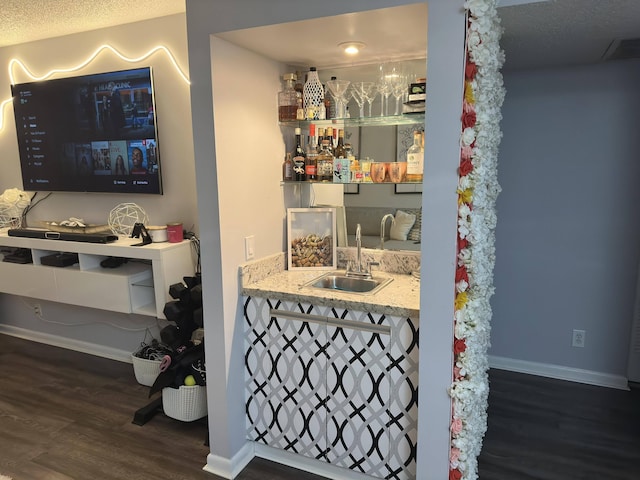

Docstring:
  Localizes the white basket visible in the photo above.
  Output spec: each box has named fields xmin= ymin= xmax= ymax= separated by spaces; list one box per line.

xmin=131 ymin=354 xmax=162 ymax=387
xmin=162 ymin=385 xmax=207 ymax=422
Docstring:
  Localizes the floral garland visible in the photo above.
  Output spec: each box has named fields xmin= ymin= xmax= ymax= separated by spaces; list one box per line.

xmin=449 ymin=1 xmax=505 ymax=479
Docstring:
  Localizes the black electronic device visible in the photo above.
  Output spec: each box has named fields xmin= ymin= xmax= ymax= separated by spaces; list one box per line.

xmin=8 ymin=228 xmax=118 ymax=243
xmin=41 ymin=252 xmax=79 ymax=267
xmin=1 ymin=247 xmax=33 ymax=264
xmin=11 ymin=67 xmax=163 ymax=195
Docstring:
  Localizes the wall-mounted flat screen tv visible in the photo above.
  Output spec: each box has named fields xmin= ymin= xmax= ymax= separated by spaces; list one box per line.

xmin=11 ymin=67 xmax=162 ymax=194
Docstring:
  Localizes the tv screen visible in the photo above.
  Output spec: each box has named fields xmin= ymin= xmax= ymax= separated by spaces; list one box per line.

xmin=11 ymin=67 xmax=162 ymax=194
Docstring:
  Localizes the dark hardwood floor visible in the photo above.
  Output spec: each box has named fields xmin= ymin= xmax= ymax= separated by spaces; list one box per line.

xmin=0 ymin=334 xmax=638 ymax=479
xmin=479 ymin=369 xmax=640 ymax=480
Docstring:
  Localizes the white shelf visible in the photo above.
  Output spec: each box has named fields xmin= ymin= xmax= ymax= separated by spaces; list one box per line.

xmin=0 ymin=229 xmax=195 ymax=318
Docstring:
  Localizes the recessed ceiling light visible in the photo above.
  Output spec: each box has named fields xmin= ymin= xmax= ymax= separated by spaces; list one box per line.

xmin=339 ymin=41 xmax=366 ymax=55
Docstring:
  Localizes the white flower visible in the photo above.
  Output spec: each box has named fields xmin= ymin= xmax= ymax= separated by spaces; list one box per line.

xmin=0 ymin=188 xmax=31 ymax=218
xmin=451 ymin=1 xmax=505 ymax=479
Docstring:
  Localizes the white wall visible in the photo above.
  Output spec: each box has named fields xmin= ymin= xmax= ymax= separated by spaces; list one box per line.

xmin=491 ymin=60 xmax=640 ymax=380
xmin=0 ymin=14 xmax=197 ymax=356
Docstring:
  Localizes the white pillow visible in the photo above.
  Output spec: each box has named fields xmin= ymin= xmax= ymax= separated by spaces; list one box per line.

xmin=389 ymin=210 xmax=417 ymax=241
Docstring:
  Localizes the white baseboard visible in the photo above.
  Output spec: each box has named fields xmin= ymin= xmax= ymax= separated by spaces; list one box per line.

xmin=0 ymin=324 xmax=132 ymax=363
xmin=203 ymin=442 xmax=254 ymax=479
xmin=254 ymin=443 xmax=375 ymax=480
xmin=489 ymin=355 xmax=630 ymax=390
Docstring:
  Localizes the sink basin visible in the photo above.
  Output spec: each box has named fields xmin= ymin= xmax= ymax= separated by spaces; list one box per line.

xmin=305 ymin=272 xmax=393 ymax=295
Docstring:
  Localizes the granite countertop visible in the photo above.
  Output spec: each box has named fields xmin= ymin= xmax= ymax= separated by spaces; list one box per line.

xmin=240 ymin=251 xmax=420 ymax=318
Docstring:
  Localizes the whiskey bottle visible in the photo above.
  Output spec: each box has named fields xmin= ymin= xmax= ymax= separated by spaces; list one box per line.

xmin=406 ymin=130 xmax=424 ymax=182
xmin=278 ymin=73 xmax=298 ymax=122
xmin=316 ymin=140 xmax=334 ymax=182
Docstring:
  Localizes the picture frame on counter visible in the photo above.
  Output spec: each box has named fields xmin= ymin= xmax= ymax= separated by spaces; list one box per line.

xmin=287 ymin=207 xmax=337 ymax=271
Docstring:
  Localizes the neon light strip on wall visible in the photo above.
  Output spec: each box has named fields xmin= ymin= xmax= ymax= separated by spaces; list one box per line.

xmin=0 ymin=44 xmax=190 ymax=133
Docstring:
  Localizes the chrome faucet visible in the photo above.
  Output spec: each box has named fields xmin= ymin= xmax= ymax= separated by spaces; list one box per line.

xmin=380 ymin=213 xmax=395 ymax=251
xmin=346 ymin=223 xmax=379 ymax=279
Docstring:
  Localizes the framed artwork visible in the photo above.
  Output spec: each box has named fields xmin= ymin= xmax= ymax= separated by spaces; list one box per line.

xmin=287 ymin=207 xmax=337 ymax=270
xmin=395 ymin=183 xmax=423 ymax=194
xmin=344 ymin=184 xmax=360 ymax=194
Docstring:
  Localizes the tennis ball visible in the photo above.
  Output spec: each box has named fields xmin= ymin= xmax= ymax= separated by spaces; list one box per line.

xmin=184 ymin=374 xmax=196 ymax=386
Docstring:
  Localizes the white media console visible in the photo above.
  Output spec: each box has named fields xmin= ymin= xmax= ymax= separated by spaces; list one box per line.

xmin=0 ymin=229 xmax=195 ymax=319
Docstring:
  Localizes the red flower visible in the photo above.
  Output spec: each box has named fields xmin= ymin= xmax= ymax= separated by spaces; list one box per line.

xmin=456 ymin=265 xmax=469 ymax=284
xmin=459 ymin=157 xmax=473 ymax=177
xmin=454 ymin=338 xmax=467 ymax=354
xmin=450 ymin=468 xmax=463 ymax=480
xmin=457 ymin=236 xmax=469 ymax=251
xmin=465 ymin=62 xmax=477 ymax=80
xmin=462 ymin=107 xmax=477 ymax=129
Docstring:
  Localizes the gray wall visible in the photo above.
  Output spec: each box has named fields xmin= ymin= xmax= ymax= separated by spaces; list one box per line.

xmin=491 ymin=59 xmax=640 ymax=378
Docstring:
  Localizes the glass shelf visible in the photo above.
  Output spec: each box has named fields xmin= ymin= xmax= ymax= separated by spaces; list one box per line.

xmin=281 ymin=181 xmax=422 ymax=186
xmin=280 ymin=113 xmax=424 ymax=128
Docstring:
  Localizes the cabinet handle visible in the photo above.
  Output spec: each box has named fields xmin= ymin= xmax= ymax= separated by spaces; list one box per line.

xmin=269 ymin=308 xmax=390 ymax=335
xmin=269 ymin=308 xmax=327 ymax=326
xmin=327 ymin=317 xmax=390 ymax=336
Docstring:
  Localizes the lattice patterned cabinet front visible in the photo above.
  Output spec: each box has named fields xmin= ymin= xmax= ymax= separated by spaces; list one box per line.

xmin=244 ymin=296 xmax=419 ymax=480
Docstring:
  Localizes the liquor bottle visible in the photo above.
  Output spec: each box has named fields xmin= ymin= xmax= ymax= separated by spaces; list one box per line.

xmin=307 ymin=124 xmax=317 ymax=156
xmin=278 ymin=73 xmax=298 ymax=122
xmin=324 ymin=76 xmax=337 ymax=119
xmin=303 ymin=67 xmax=324 ymax=120
xmin=292 ymin=128 xmax=306 ymax=181
xmin=316 ymin=139 xmax=334 ymax=182
xmin=283 ymin=152 xmax=293 ymax=181
xmin=406 ymin=130 xmax=424 ymax=182
xmin=334 ymin=129 xmax=346 ymax=159
xmin=316 ymin=127 xmax=325 ymax=153
xmin=333 ymin=130 xmax=348 ymax=183
xmin=324 ymin=127 xmax=334 ymax=154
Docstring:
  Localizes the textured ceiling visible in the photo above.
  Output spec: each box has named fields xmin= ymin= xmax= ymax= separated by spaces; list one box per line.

xmin=0 ymin=0 xmax=637 ymax=72
xmin=499 ymin=0 xmax=640 ymax=71
xmin=0 ymin=0 xmax=185 ymax=48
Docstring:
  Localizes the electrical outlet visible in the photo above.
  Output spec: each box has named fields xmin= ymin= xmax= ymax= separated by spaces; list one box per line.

xmin=34 ymin=304 xmax=42 ymax=317
xmin=572 ymin=329 xmax=585 ymax=348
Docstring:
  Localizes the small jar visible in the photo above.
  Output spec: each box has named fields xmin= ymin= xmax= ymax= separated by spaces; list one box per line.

xmin=167 ymin=222 xmax=183 ymax=243
xmin=147 ymin=225 xmax=168 ymax=243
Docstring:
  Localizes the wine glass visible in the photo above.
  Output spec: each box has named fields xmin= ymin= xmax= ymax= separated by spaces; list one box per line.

xmin=376 ymin=80 xmax=392 ymax=116
xmin=325 ymin=79 xmax=351 ymax=119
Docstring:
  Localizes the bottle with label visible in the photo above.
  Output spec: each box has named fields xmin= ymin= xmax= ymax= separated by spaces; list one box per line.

xmin=303 ymin=67 xmax=324 ymax=120
xmin=292 ymin=128 xmax=306 ymax=181
xmin=324 ymin=127 xmax=334 ymax=154
xmin=283 ymin=152 xmax=293 ymax=181
xmin=334 ymin=128 xmax=346 ymax=159
xmin=305 ymin=124 xmax=318 ymax=181
xmin=324 ymin=76 xmax=337 ymax=119
xmin=316 ymin=140 xmax=334 ymax=182
xmin=278 ymin=73 xmax=298 ymax=122
xmin=333 ymin=130 xmax=349 ymax=183
xmin=316 ymin=127 xmax=325 ymax=153
xmin=406 ymin=130 xmax=424 ymax=182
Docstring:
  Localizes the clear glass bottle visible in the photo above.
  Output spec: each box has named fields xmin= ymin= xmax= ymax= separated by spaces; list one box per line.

xmin=303 ymin=67 xmax=324 ymax=120
xmin=406 ymin=130 xmax=424 ymax=182
xmin=316 ymin=139 xmax=334 ymax=182
xmin=278 ymin=73 xmax=298 ymax=122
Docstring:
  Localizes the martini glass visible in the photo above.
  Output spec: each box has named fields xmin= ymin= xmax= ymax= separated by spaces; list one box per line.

xmin=360 ymin=81 xmax=378 ymax=117
xmin=325 ymin=79 xmax=351 ymax=119
xmin=350 ymin=81 xmax=375 ymax=117
xmin=349 ymin=85 xmax=366 ymax=118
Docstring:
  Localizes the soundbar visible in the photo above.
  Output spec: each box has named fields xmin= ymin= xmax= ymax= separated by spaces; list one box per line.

xmin=8 ymin=228 xmax=118 ymax=244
